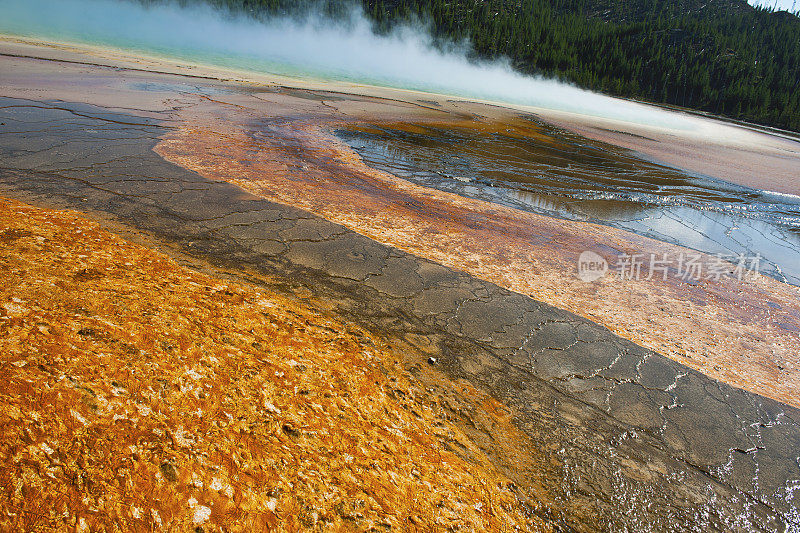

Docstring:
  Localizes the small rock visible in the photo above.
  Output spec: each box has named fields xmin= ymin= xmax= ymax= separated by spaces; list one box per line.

xmin=192 ymin=505 xmax=211 ymax=525
xmin=2 ymin=302 xmax=27 ymax=318
xmin=159 ymin=462 xmax=178 ymax=482
xmin=282 ymin=424 xmax=300 ymax=438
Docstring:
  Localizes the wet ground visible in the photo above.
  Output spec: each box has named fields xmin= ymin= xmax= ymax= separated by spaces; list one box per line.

xmin=2 ymin=91 xmax=800 ymax=531
xmin=0 ymin=196 xmax=545 ymax=531
xmin=159 ymin=98 xmax=800 ymax=409
xmin=336 ymin=122 xmax=800 ymax=284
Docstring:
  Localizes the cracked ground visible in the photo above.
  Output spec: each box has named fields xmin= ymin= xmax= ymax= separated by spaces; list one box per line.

xmin=0 ymin=40 xmax=799 ymax=531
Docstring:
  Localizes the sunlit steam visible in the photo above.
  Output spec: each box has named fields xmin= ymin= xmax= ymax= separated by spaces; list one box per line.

xmin=2 ymin=0 xmax=713 ymax=131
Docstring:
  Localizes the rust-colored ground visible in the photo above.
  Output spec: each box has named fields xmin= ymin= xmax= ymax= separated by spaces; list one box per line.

xmin=2 ymin=37 xmax=800 ymax=531
xmin=156 ymin=102 xmax=800 ymax=409
xmin=0 ymin=197 xmax=547 ymax=532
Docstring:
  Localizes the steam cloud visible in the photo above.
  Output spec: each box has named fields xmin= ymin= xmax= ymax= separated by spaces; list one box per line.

xmin=2 ymin=0 xmax=714 ymax=131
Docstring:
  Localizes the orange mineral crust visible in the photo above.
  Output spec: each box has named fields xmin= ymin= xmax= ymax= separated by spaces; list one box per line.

xmin=156 ymin=105 xmax=800 ymax=409
xmin=0 ymin=197 xmax=546 ymax=532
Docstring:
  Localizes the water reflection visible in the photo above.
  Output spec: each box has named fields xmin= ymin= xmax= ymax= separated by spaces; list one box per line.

xmin=336 ymin=123 xmax=800 ymax=284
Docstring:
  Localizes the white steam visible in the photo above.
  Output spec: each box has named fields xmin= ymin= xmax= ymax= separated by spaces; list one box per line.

xmin=0 ymin=0 xmax=725 ymax=132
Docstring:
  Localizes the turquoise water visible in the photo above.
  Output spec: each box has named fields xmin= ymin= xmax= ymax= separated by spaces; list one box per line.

xmin=0 ymin=0 xmax=699 ymax=130
xmin=0 ymin=0 xmax=328 ymax=80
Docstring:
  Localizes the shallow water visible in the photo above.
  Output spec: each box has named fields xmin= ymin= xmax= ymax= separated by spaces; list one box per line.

xmin=336 ymin=122 xmax=800 ymax=285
